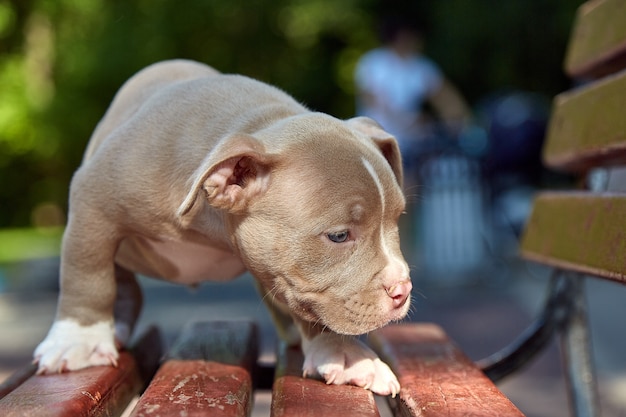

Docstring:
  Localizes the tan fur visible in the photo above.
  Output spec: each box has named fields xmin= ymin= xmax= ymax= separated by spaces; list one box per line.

xmin=37 ymin=60 xmax=412 ymax=394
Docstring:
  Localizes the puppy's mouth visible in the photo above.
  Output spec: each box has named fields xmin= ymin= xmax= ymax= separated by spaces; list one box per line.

xmin=286 ymin=290 xmax=411 ymax=336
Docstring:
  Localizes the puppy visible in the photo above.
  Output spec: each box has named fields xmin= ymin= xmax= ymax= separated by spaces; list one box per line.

xmin=33 ymin=60 xmax=412 ymax=396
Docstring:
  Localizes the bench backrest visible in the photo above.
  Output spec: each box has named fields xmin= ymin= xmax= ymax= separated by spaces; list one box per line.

xmin=520 ymin=0 xmax=626 ymax=283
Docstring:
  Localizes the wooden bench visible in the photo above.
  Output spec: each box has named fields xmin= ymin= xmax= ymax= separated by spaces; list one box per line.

xmin=478 ymin=1 xmax=626 ymax=416
xmin=0 ymin=320 xmax=523 ymax=416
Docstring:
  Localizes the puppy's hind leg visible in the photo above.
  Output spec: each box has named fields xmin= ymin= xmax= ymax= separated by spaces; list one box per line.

xmin=113 ymin=265 xmax=143 ymax=347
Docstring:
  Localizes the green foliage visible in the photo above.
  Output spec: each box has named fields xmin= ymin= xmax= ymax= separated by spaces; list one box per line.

xmin=0 ymin=226 xmax=62 ymax=263
xmin=423 ymin=0 xmax=580 ymax=102
xmin=0 ymin=0 xmax=579 ymax=229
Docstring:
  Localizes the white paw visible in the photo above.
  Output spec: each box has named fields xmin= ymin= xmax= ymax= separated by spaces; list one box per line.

xmin=34 ymin=319 xmax=119 ymax=374
xmin=302 ymin=333 xmax=400 ymax=397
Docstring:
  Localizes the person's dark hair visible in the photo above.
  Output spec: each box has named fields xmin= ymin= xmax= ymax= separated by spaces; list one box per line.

xmin=378 ymin=15 xmax=423 ymax=44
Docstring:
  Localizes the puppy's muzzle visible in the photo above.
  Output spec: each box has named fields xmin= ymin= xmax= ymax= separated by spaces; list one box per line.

xmin=384 ymin=279 xmax=412 ymax=309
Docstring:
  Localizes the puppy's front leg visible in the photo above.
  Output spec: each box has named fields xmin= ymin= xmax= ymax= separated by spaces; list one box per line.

xmin=34 ymin=214 xmax=120 ymax=374
xmin=296 ymin=320 xmax=400 ymax=397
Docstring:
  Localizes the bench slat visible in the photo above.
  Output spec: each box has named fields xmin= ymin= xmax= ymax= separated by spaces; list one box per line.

xmin=0 ymin=326 xmax=161 ymax=417
xmin=0 ymin=352 xmax=143 ymax=417
xmin=166 ymin=321 xmax=258 ymax=367
xmin=129 ymin=360 xmax=252 ymax=417
xmin=521 ymin=191 xmax=626 ymax=284
xmin=370 ymin=323 xmax=525 ymax=417
xmin=543 ymin=70 xmax=626 ymax=172
xmin=271 ymin=375 xmax=381 ymax=417
xmin=270 ymin=345 xmax=380 ymax=417
xmin=128 ymin=321 xmax=257 ymax=417
xmin=565 ymin=0 xmax=626 ymax=79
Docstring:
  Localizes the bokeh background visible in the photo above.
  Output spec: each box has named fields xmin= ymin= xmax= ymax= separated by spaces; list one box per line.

xmin=0 ymin=0 xmax=576 ymax=231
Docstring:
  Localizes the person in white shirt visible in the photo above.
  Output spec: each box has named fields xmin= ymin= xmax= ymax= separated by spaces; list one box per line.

xmin=355 ymin=17 xmax=470 ymax=174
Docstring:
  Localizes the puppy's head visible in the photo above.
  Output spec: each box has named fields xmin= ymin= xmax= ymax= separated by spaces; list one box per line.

xmin=179 ymin=115 xmax=411 ymax=335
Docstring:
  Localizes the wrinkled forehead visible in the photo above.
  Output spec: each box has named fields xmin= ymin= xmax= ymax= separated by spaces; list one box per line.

xmin=363 ymin=153 xmax=406 ymax=223
xmin=278 ymin=137 xmax=405 ymax=219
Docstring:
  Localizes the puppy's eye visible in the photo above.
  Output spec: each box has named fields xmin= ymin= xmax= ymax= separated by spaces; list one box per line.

xmin=327 ymin=230 xmax=349 ymax=243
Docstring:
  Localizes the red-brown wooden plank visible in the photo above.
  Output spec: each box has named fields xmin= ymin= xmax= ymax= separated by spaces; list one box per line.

xmin=271 ymin=375 xmax=381 ymax=417
xmin=520 ymin=191 xmax=626 ymax=284
xmin=369 ymin=323 xmax=525 ymax=417
xmin=565 ymin=0 xmax=626 ymax=79
xmin=0 ymin=325 xmax=161 ymax=417
xmin=0 ymin=351 xmax=143 ymax=417
xmin=129 ymin=360 xmax=252 ymax=417
xmin=128 ymin=321 xmax=258 ymax=417
xmin=270 ymin=344 xmax=380 ymax=417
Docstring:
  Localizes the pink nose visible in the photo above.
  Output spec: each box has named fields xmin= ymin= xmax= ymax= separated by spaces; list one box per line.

xmin=385 ymin=280 xmax=412 ymax=308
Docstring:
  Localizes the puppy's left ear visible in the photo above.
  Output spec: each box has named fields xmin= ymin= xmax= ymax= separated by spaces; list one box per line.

xmin=177 ymin=134 xmax=275 ymax=217
xmin=346 ymin=117 xmax=403 ymax=187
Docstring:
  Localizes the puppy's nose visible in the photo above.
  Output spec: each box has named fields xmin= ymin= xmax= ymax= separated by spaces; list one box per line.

xmin=385 ymin=280 xmax=412 ymax=308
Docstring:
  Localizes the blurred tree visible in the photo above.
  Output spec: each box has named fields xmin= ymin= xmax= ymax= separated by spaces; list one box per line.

xmin=0 ymin=0 xmax=579 ymax=228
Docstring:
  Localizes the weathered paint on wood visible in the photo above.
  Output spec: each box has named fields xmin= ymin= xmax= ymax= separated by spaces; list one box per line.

xmin=565 ymin=0 xmax=626 ymax=79
xmin=129 ymin=360 xmax=252 ymax=417
xmin=0 ymin=352 xmax=143 ymax=417
xmin=521 ymin=191 xmax=626 ymax=284
xmin=271 ymin=345 xmax=380 ymax=417
xmin=543 ymin=71 xmax=626 ymax=172
xmin=370 ymin=323 xmax=525 ymax=417
xmin=128 ymin=321 xmax=258 ymax=417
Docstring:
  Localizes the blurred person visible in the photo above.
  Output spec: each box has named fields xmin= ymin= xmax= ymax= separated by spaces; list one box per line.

xmin=355 ymin=16 xmax=471 ymax=179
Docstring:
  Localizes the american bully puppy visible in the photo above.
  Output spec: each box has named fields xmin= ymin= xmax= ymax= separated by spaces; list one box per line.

xmin=34 ymin=59 xmax=412 ymax=396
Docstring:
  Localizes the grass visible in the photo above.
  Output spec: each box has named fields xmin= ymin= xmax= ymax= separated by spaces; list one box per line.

xmin=0 ymin=227 xmax=63 ymax=263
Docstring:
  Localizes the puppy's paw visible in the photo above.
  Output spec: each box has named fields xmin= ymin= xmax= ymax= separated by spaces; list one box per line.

xmin=34 ymin=319 xmax=118 ymax=374
xmin=302 ymin=333 xmax=400 ymax=397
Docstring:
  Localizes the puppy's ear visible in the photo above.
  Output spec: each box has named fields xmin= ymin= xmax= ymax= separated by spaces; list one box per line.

xmin=177 ymin=134 xmax=274 ymax=216
xmin=346 ymin=117 xmax=403 ymax=187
